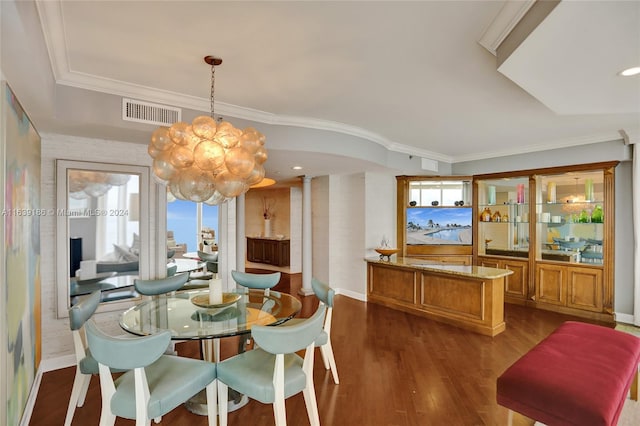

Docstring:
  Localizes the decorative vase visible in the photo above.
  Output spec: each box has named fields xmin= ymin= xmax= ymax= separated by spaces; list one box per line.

xmin=579 ymin=209 xmax=590 ymax=223
xmin=584 ymin=179 xmax=594 ymax=201
xmin=264 ymin=219 xmax=272 ymax=237
xmin=591 ymin=205 xmax=603 ymax=223
xmin=487 ymin=185 xmax=496 ymax=205
xmin=547 ymin=182 xmax=556 ymax=203
xmin=480 ymin=207 xmax=492 ymax=222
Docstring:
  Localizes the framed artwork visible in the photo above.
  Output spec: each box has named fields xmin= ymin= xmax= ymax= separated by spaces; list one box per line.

xmin=1 ymin=81 xmax=41 ymax=425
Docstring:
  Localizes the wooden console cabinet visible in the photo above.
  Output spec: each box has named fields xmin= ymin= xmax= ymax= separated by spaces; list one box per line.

xmin=247 ymin=237 xmax=290 ymax=267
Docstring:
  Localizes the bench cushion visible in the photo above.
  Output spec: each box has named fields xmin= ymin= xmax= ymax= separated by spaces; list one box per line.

xmin=497 ymin=321 xmax=640 ymax=426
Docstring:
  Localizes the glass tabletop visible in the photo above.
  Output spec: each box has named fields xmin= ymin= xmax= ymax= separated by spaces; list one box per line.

xmin=119 ymin=289 xmax=302 ymax=340
xmin=70 ymin=274 xmax=136 ymax=297
xmin=169 ymin=258 xmax=205 ymax=273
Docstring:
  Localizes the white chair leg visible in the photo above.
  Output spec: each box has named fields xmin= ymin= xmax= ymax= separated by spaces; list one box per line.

xmin=205 ymin=380 xmax=217 ymax=426
xmin=302 ymin=384 xmax=320 ymax=426
xmin=217 ymin=381 xmax=228 ymax=426
xmin=322 ymin=342 xmax=339 ymax=384
xmin=273 ymin=398 xmax=287 ymax=426
xmin=319 ymin=344 xmax=330 ymax=370
xmin=64 ymin=370 xmax=91 ymax=426
xmin=99 ymin=407 xmax=116 ymax=426
xmin=77 ymin=372 xmax=92 ymax=406
xmin=507 ymin=409 xmax=513 ymax=426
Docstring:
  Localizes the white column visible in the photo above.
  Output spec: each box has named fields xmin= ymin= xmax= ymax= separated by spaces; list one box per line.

xmin=236 ymin=193 xmax=246 ymax=273
xmin=219 ymin=199 xmax=237 ymax=290
xmin=299 ymin=176 xmax=314 ymax=296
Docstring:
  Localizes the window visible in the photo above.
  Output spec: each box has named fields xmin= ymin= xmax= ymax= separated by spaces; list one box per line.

xmin=409 ymin=180 xmax=469 ymax=206
xmin=167 ymin=200 xmax=218 ymax=252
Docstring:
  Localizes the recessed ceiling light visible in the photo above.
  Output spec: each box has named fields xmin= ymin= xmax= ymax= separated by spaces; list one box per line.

xmin=619 ymin=66 xmax=640 ymax=77
xmin=292 ymin=166 xmax=303 ymax=170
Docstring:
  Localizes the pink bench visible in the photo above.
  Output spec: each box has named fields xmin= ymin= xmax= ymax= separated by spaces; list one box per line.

xmin=497 ymin=321 xmax=640 ymax=426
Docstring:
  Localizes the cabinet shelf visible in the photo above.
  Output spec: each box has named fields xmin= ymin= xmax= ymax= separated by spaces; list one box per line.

xmin=537 ymin=201 xmax=604 ymax=206
xmin=478 ymin=203 xmax=529 ymax=208
xmin=480 ymin=220 xmax=529 ymax=224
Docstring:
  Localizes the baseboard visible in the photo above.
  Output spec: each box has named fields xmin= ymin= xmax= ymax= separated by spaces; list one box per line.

xmin=19 ymin=364 xmax=44 ymax=426
xmin=335 ymin=288 xmax=366 ymax=302
xmin=40 ymin=354 xmax=76 ymax=372
xmin=614 ymin=312 xmax=636 ymax=325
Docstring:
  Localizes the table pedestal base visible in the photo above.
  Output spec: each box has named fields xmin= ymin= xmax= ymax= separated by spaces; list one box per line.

xmin=185 ymin=388 xmax=248 ymax=415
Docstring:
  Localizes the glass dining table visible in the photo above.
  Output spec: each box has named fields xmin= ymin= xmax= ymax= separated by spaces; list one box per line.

xmin=119 ymin=288 xmax=302 ymax=415
xmin=119 ymin=288 xmax=302 ymax=340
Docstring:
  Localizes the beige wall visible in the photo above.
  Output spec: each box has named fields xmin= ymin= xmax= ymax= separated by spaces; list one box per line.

xmin=245 ymin=188 xmax=291 ymax=238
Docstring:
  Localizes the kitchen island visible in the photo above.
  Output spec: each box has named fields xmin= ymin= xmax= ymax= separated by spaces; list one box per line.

xmin=366 ymin=257 xmax=513 ymax=336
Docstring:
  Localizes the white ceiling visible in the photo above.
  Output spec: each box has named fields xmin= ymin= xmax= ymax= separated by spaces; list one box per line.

xmin=13 ymin=1 xmax=640 ymax=181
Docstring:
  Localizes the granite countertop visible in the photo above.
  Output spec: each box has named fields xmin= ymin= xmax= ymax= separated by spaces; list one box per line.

xmin=247 ymin=236 xmax=289 ymax=241
xmin=365 ymin=256 xmax=514 ymax=279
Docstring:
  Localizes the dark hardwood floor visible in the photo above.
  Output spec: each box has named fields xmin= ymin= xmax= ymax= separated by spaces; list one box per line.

xmin=31 ymin=283 xmax=612 ymax=426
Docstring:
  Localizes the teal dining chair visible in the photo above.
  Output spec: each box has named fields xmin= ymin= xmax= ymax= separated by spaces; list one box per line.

xmin=64 ymin=290 xmax=102 ymax=426
xmin=166 ymin=263 xmax=178 ymax=277
xmin=134 ymin=272 xmax=189 ymax=296
xmin=231 ymin=270 xmax=281 ymax=348
xmin=85 ymin=320 xmax=218 ymax=426
xmin=283 ymin=278 xmax=340 ymax=384
xmin=231 ymin=270 xmax=281 ymax=295
xmin=197 ymin=250 xmax=219 ymax=275
xmin=216 ymin=304 xmax=327 ymax=426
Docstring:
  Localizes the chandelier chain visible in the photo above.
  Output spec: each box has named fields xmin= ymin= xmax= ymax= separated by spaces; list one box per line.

xmin=210 ymin=63 xmax=216 ymax=119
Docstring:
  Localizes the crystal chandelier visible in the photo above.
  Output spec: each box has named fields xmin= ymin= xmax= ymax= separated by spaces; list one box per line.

xmin=148 ymin=56 xmax=268 ymax=205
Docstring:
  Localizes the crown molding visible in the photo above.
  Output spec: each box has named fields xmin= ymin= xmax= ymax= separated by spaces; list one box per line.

xmin=619 ymin=129 xmax=639 ymax=145
xmin=477 ymin=0 xmax=536 ymax=55
xmin=451 ymin=131 xmax=625 ymax=163
xmin=35 ymin=0 xmax=68 ymax=81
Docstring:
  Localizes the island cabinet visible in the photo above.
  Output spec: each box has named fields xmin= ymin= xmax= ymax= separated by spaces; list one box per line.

xmin=246 ymin=237 xmax=290 ymax=267
xmin=473 ymin=161 xmax=617 ymax=322
xmin=366 ymin=257 xmax=512 ymax=337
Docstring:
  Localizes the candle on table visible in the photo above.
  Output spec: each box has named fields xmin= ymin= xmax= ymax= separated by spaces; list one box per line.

xmin=209 ymin=278 xmax=223 ymax=305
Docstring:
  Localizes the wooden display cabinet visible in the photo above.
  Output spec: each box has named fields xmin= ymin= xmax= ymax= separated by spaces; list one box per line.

xmin=474 ymin=175 xmax=531 ymax=304
xmin=396 ymin=176 xmax=473 ymax=263
xmin=474 ymin=161 xmax=617 ymax=322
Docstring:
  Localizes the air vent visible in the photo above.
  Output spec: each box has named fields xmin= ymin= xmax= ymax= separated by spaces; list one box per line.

xmin=122 ymin=98 xmax=181 ymax=126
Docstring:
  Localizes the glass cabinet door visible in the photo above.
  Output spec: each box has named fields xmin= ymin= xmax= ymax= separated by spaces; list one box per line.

xmin=534 ymin=171 xmax=604 ymax=265
xmin=476 ymin=177 xmax=529 ymax=258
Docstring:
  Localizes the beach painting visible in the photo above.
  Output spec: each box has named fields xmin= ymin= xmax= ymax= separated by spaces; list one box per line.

xmin=406 ymin=207 xmax=472 ymax=245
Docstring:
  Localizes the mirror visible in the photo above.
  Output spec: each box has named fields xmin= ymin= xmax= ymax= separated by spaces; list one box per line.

xmin=56 ymin=160 xmax=151 ymax=318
